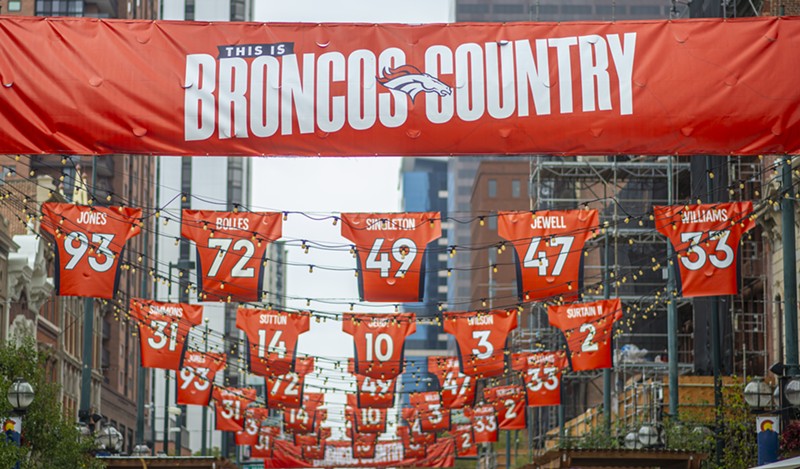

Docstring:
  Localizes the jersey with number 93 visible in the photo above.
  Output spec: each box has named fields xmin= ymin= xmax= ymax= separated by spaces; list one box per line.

xmin=181 ymin=210 xmax=282 ymax=302
xmin=443 ymin=310 xmax=518 ymax=378
xmin=130 ymin=298 xmax=203 ymax=370
xmin=176 ymin=351 xmax=226 ymax=406
xmin=511 ymin=350 xmax=568 ymax=407
xmin=343 ymin=313 xmax=416 ymax=379
xmin=340 ymin=212 xmax=441 ymax=302
xmin=236 ymin=307 xmax=310 ymax=377
xmin=41 ymin=203 xmax=142 ymax=299
xmin=498 ymin=209 xmax=598 ymax=303
xmin=548 ymin=298 xmax=622 ymax=371
xmin=654 ymin=201 xmax=754 ymax=297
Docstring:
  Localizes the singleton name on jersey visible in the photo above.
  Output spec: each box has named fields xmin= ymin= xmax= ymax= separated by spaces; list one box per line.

xmin=367 ymin=317 xmax=391 ymax=328
xmin=527 ymin=354 xmax=556 ymax=366
xmin=365 ymin=218 xmax=417 ymax=231
xmin=680 ymin=208 xmax=729 ymax=224
xmin=467 ymin=315 xmax=494 ymax=326
xmin=566 ymin=305 xmax=603 ymax=319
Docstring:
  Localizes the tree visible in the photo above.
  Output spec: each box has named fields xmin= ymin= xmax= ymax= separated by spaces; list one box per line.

xmin=0 ymin=338 xmax=104 ymax=469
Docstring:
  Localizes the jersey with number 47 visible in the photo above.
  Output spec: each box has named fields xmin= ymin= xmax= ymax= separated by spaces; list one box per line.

xmin=343 ymin=312 xmax=416 ymax=379
xmin=443 ymin=310 xmax=518 ymax=378
xmin=176 ymin=351 xmax=226 ymax=406
xmin=340 ymin=212 xmax=441 ymax=302
xmin=181 ymin=210 xmax=282 ymax=302
xmin=654 ymin=201 xmax=754 ymax=297
xmin=511 ymin=351 xmax=568 ymax=407
xmin=427 ymin=356 xmax=476 ymax=409
xmin=41 ymin=202 xmax=142 ymax=299
xmin=498 ymin=209 xmax=598 ymax=302
xmin=265 ymin=357 xmax=314 ymax=409
xmin=548 ymin=299 xmax=622 ymax=371
xmin=130 ymin=298 xmax=203 ymax=370
xmin=236 ymin=307 xmax=310 ymax=377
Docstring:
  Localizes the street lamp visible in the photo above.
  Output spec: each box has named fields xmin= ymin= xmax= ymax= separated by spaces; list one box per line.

xmin=744 ymin=377 xmax=774 ymax=409
xmin=784 ymin=379 xmax=800 ymax=407
xmin=7 ymin=378 xmax=34 ymax=413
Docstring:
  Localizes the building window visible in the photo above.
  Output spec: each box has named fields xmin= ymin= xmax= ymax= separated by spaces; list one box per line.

xmin=35 ymin=0 xmax=84 ymax=16
xmin=184 ymin=0 xmax=195 ymax=20
xmin=459 ymin=4 xmax=489 ymax=14
xmin=8 ymin=1 xmax=22 ymax=11
xmin=488 ymin=216 xmax=497 ymax=230
xmin=493 ymin=4 xmax=524 ymax=14
xmin=488 ymin=179 xmax=497 ymax=198
xmin=512 ymin=180 xmax=521 ymax=198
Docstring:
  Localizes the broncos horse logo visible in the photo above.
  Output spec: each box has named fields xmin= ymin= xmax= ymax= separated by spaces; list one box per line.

xmin=377 ymin=65 xmax=452 ymax=103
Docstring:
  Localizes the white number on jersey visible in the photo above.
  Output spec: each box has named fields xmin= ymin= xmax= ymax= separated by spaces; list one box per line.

xmin=523 ymin=236 xmax=574 ymax=276
xmin=207 ymin=238 xmax=256 ymax=278
xmin=365 ymin=238 xmax=417 ymax=278
xmin=64 ymin=232 xmax=116 ymax=272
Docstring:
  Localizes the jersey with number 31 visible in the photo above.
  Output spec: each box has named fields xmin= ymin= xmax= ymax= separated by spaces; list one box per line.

xmin=548 ymin=299 xmax=622 ymax=371
xmin=181 ymin=210 xmax=282 ymax=302
xmin=130 ymin=298 xmax=203 ymax=370
xmin=654 ymin=201 xmax=754 ymax=297
xmin=498 ymin=209 xmax=597 ymax=302
xmin=41 ymin=203 xmax=142 ymax=299
xmin=340 ymin=212 xmax=441 ymax=302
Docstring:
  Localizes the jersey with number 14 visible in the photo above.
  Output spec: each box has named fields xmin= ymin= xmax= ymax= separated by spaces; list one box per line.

xmin=498 ymin=209 xmax=598 ymax=302
xmin=548 ymin=299 xmax=622 ymax=371
xmin=340 ymin=212 xmax=441 ymax=302
xmin=41 ymin=203 xmax=142 ymax=299
xmin=443 ymin=310 xmax=518 ymax=378
xmin=236 ymin=307 xmax=310 ymax=377
xmin=130 ymin=298 xmax=203 ymax=370
xmin=181 ymin=210 xmax=282 ymax=302
xmin=343 ymin=313 xmax=416 ymax=379
xmin=654 ymin=201 xmax=754 ymax=297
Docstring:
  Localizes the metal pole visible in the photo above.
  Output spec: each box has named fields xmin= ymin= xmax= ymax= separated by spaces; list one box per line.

xmin=136 ymin=187 xmax=150 ymax=445
xmin=667 ymin=156 xmax=679 ymax=419
xmin=150 ymin=369 xmax=156 ymax=456
xmin=782 ymin=156 xmax=799 ymax=377
xmin=79 ymin=156 xmax=98 ymax=420
xmin=201 ymin=320 xmax=209 ymax=456
xmin=706 ymin=155 xmax=723 ymax=465
xmin=603 ymin=219 xmax=612 ymax=433
xmin=505 ymin=431 xmax=511 ymax=469
xmin=151 ymin=156 xmax=161 ymax=455
xmin=163 ymin=370 xmax=170 ymax=455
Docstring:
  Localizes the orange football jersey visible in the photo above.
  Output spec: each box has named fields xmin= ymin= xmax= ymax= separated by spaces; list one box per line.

xmin=353 ymin=433 xmax=378 ymax=459
xmin=236 ymin=307 xmax=310 ymax=377
xmin=181 ymin=210 xmax=282 ymax=302
xmin=452 ymin=424 xmax=477 ymax=457
xmin=654 ymin=202 xmax=754 ymax=297
xmin=498 ymin=209 xmax=598 ymax=302
xmin=265 ymin=357 xmax=314 ymax=409
xmin=548 ymin=299 xmax=622 ymax=371
xmin=213 ymin=387 xmax=257 ymax=432
xmin=443 ymin=310 xmax=518 ymax=378
xmin=130 ymin=299 xmax=203 ymax=370
xmin=235 ymin=407 xmax=270 ymax=446
xmin=472 ymin=404 xmax=498 ymax=443
xmin=346 ymin=394 xmax=387 ymax=434
xmin=427 ymin=356 xmax=476 ymax=409
xmin=410 ymin=391 xmax=450 ymax=433
xmin=511 ymin=351 xmax=568 ymax=407
xmin=342 ymin=313 xmax=416 ymax=379
xmin=484 ymin=385 xmax=527 ymax=430
xmin=41 ymin=203 xmax=142 ymax=299
xmin=250 ymin=426 xmax=278 ymax=458
xmin=348 ymin=359 xmax=397 ymax=408
xmin=340 ymin=212 xmax=441 ymax=302
xmin=176 ymin=351 xmax=226 ymax=406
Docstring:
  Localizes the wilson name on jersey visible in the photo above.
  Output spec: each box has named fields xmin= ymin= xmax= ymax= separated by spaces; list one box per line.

xmin=443 ymin=310 xmax=518 ymax=378
xmin=130 ymin=298 xmax=203 ymax=370
xmin=548 ymin=298 xmax=622 ymax=371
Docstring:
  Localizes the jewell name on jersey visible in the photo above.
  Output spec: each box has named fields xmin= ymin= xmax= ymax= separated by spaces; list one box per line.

xmin=566 ymin=305 xmax=603 ymax=319
xmin=76 ymin=211 xmax=108 ymax=225
xmin=680 ymin=208 xmax=729 ymax=224
xmin=530 ymin=216 xmax=566 ymax=230
xmin=365 ymin=218 xmax=416 ymax=231
xmin=216 ymin=217 xmax=250 ymax=231
xmin=184 ymin=33 xmax=636 ymax=141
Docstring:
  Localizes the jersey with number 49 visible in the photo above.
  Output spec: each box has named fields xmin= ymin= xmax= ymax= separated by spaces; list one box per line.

xmin=443 ymin=310 xmax=518 ymax=378
xmin=181 ymin=210 xmax=282 ymax=302
xmin=348 ymin=359 xmax=397 ymax=408
xmin=471 ymin=404 xmax=498 ymax=443
xmin=548 ymin=299 xmax=622 ymax=371
xmin=484 ymin=385 xmax=527 ymax=430
xmin=130 ymin=299 xmax=203 ymax=370
xmin=236 ymin=307 xmax=310 ymax=377
xmin=340 ymin=212 xmax=441 ymax=302
xmin=498 ymin=209 xmax=598 ymax=302
xmin=265 ymin=356 xmax=313 ymax=409
xmin=343 ymin=313 xmax=416 ymax=379
xmin=654 ymin=201 xmax=754 ymax=297
xmin=511 ymin=351 xmax=568 ymax=407
xmin=427 ymin=356 xmax=476 ymax=409
xmin=41 ymin=203 xmax=142 ymax=299
xmin=177 ymin=351 xmax=226 ymax=406
xmin=213 ymin=387 xmax=257 ymax=432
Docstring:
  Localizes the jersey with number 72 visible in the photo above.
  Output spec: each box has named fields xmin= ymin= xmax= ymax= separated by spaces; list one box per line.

xmin=181 ymin=210 xmax=282 ymax=302
xmin=548 ymin=298 xmax=622 ymax=371
xmin=443 ymin=310 xmax=518 ymax=378
xmin=41 ymin=202 xmax=142 ymax=299
xmin=654 ymin=201 xmax=754 ymax=297
xmin=498 ymin=209 xmax=598 ymax=302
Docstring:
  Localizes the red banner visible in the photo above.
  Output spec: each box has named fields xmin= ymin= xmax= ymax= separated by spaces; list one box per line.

xmin=263 ymin=438 xmax=455 ymax=468
xmin=1 ymin=16 xmax=799 ymax=156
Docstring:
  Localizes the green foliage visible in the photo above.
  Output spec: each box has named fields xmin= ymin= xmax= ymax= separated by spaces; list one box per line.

xmin=714 ymin=383 xmax=757 ymax=469
xmin=0 ymin=338 xmax=105 ymax=469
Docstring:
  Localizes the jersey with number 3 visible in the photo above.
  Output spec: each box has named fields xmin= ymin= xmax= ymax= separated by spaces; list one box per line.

xmin=340 ymin=212 xmax=441 ymax=302
xmin=511 ymin=351 xmax=568 ymax=407
xmin=548 ymin=299 xmax=622 ymax=371
xmin=265 ymin=357 xmax=314 ymax=409
xmin=236 ymin=307 xmax=310 ymax=377
xmin=130 ymin=299 xmax=203 ymax=370
xmin=654 ymin=201 xmax=754 ymax=297
xmin=41 ymin=203 xmax=142 ymax=299
xmin=181 ymin=210 xmax=282 ymax=302
xmin=410 ymin=392 xmax=450 ymax=432
xmin=343 ymin=313 xmax=416 ymax=379
xmin=176 ymin=351 xmax=226 ymax=406
xmin=498 ymin=209 xmax=598 ymax=302
xmin=443 ymin=310 xmax=518 ymax=378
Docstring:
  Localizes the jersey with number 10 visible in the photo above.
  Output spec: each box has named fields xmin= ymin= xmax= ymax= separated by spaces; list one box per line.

xmin=498 ymin=209 xmax=598 ymax=302
xmin=41 ymin=203 xmax=142 ymax=299
xmin=236 ymin=307 xmax=310 ymax=377
xmin=654 ymin=201 xmax=754 ymax=297
xmin=343 ymin=313 xmax=416 ymax=379
xmin=130 ymin=299 xmax=203 ymax=370
xmin=181 ymin=210 xmax=282 ymax=302
xmin=340 ymin=212 xmax=441 ymax=302
xmin=177 ymin=351 xmax=226 ymax=406
xmin=443 ymin=310 xmax=518 ymax=378
xmin=511 ymin=351 xmax=568 ymax=407
xmin=548 ymin=299 xmax=622 ymax=371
